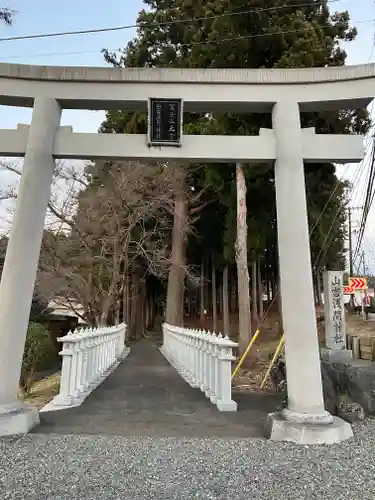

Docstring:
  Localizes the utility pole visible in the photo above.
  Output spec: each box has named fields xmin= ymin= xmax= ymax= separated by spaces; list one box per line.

xmin=348 ymin=206 xmax=363 ymax=276
xmin=348 ymin=207 xmax=353 ymax=277
xmin=348 ymin=206 xmax=363 ymax=311
xmin=362 ymin=250 xmax=366 ymax=276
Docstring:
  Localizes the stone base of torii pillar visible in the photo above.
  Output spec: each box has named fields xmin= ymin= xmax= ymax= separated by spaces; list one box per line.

xmin=265 ymin=411 xmax=353 ymax=445
xmin=0 ymin=402 xmax=39 ymax=437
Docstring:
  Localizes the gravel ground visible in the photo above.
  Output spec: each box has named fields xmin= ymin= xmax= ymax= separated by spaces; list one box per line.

xmin=1 ymin=420 xmax=375 ymax=500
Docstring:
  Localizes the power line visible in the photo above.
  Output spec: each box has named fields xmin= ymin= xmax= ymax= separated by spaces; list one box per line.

xmin=317 ymin=159 xmax=368 ymax=269
xmin=0 ymin=0 xmax=341 ymax=43
xmin=353 ymin=137 xmax=375 ymax=261
xmin=3 ymin=19 xmax=375 ymax=61
xmin=315 ymin=150 xmax=370 ymax=273
xmin=1 ymin=49 xmax=112 ymax=60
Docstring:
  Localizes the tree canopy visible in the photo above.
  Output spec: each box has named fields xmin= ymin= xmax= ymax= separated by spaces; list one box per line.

xmin=101 ymin=0 xmax=369 ymax=274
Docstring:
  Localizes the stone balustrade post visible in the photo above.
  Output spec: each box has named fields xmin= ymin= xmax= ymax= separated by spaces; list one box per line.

xmin=211 ymin=333 xmax=218 ymax=400
xmin=190 ymin=330 xmax=199 ymax=388
xmin=181 ymin=330 xmax=188 ymax=379
xmin=86 ymin=330 xmax=94 ymax=385
xmin=204 ymin=333 xmax=211 ymax=398
xmin=109 ymin=331 xmax=114 ymax=366
xmin=53 ymin=332 xmax=78 ymax=406
xmin=101 ymin=333 xmax=107 ymax=371
xmin=107 ymin=332 xmax=112 ymax=368
xmin=68 ymin=333 xmax=80 ymax=400
xmin=92 ymin=330 xmax=99 ymax=377
xmin=99 ymin=333 xmax=105 ymax=374
xmin=193 ymin=330 xmax=200 ymax=387
xmin=116 ymin=323 xmax=127 ymax=359
xmin=74 ymin=330 xmax=84 ymax=393
xmin=209 ymin=334 xmax=219 ymax=404
xmin=212 ymin=333 xmax=223 ymax=405
xmin=182 ymin=330 xmax=188 ymax=377
xmin=199 ymin=330 xmax=205 ymax=388
xmin=215 ymin=335 xmax=237 ymax=412
xmin=81 ymin=335 xmax=90 ymax=390
xmin=91 ymin=331 xmax=99 ymax=382
xmin=200 ymin=331 xmax=208 ymax=392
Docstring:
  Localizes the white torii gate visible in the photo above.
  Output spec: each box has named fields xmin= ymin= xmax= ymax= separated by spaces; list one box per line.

xmin=0 ymin=62 xmax=372 ymax=443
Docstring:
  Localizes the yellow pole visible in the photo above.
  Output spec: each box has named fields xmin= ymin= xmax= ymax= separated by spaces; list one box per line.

xmin=260 ymin=334 xmax=285 ymax=389
xmin=232 ymin=328 xmax=260 ymax=379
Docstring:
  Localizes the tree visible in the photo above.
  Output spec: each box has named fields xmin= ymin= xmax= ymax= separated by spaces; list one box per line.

xmin=37 ymin=161 xmax=184 ymax=330
xmin=0 ymin=7 xmax=15 ymax=25
xmin=101 ymin=0 xmax=368 ymax=348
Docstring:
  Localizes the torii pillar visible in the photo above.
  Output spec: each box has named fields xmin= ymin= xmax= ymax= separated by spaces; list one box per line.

xmin=0 ymin=98 xmax=61 ymax=435
xmin=266 ymin=100 xmax=356 ymax=444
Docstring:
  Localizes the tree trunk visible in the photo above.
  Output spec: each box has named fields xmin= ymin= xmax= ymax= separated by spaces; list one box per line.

xmin=123 ymin=273 xmax=130 ymax=324
xmin=258 ymin=259 xmax=264 ymax=319
xmin=212 ymin=261 xmax=217 ymax=332
xmin=140 ymin=281 xmax=146 ymax=336
xmin=235 ymin=163 xmax=252 ymax=355
xmin=223 ymin=266 xmax=230 ymax=336
xmin=217 ymin=276 xmax=222 ymax=316
xmin=130 ymin=270 xmax=142 ymax=340
xmin=200 ymin=259 xmax=205 ymax=323
xmin=266 ymin=270 xmax=271 ymax=302
xmin=271 ymin=276 xmax=276 ymax=303
xmin=205 ymin=256 xmax=210 ymax=315
xmin=145 ymin=295 xmax=149 ymax=330
xmin=316 ymin=269 xmax=322 ymax=306
xmin=115 ymin=297 xmax=121 ymax=325
xmin=165 ymin=190 xmax=188 ymax=326
xmin=251 ymin=260 xmax=259 ymax=326
xmin=230 ymin=270 xmax=237 ymax=313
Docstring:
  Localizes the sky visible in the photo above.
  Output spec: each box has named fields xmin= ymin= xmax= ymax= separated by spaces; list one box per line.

xmin=0 ymin=0 xmax=375 ymax=271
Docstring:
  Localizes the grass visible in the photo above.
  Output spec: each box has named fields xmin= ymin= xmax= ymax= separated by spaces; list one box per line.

xmin=22 ymin=373 xmax=61 ymax=409
xmin=185 ymin=311 xmax=282 ymax=393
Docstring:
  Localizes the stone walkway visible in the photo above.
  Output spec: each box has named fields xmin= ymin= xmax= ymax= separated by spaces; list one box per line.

xmin=37 ymin=340 xmax=278 ymax=438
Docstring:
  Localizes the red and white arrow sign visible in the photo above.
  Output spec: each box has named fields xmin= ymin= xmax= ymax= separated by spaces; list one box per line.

xmin=343 ymin=286 xmax=355 ymax=294
xmin=348 ymin=277 xmax=367 ymax=290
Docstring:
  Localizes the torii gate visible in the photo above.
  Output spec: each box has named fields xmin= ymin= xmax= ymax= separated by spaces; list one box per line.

xmin=0 ymin=62 xmax=371 ymax=442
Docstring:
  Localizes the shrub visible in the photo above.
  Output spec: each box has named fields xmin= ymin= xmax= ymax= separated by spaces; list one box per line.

xmin=20 ymin=322 xmax=57 ymax=394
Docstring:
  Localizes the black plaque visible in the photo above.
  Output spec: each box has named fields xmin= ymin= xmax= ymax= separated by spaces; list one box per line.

xmin=148 ymin=98 xmax=182 ymax=146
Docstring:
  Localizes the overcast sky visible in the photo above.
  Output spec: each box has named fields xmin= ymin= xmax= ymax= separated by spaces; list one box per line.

xmin=0 ymin=0 xmax=374 ymax=272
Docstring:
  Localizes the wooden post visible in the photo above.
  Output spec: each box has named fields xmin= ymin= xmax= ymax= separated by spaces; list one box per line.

xmin=352 ymin=337 xmax=360 ymax=360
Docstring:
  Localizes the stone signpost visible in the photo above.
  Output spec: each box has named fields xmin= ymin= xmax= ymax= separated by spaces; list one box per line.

xmin=322 ymin=270 xmax=352 ymax=361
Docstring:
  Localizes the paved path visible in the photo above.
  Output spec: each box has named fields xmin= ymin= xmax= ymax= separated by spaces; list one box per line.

xmin=37 ymin=340 xmax=278 ymax=438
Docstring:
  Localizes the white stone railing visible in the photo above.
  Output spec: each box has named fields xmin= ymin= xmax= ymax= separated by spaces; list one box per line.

xmin=48 ymin=323 xmax=128 ymax=409
xmin=161 ymin=323 xmax=238 ymax=411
